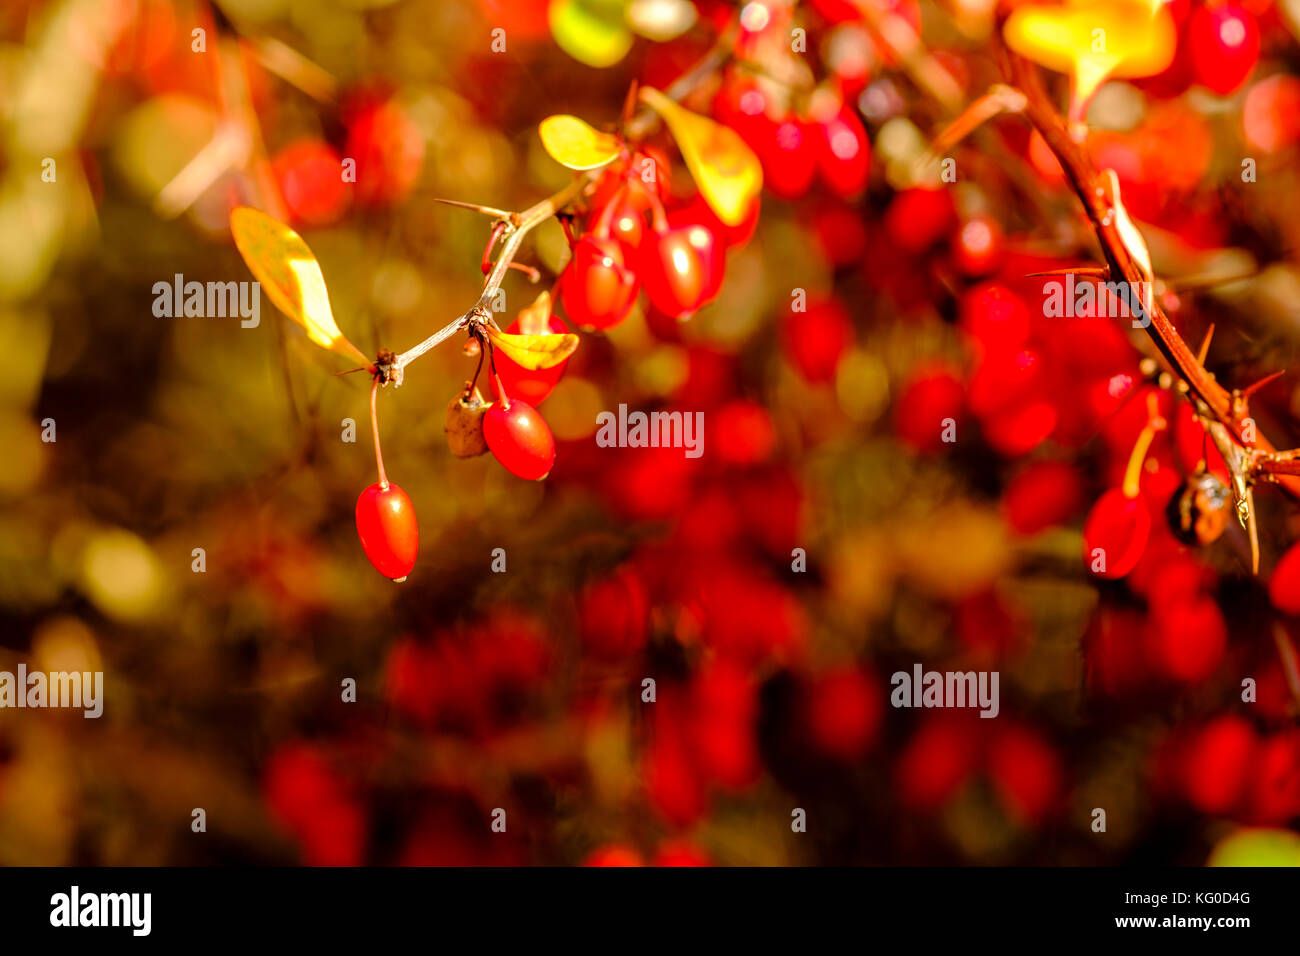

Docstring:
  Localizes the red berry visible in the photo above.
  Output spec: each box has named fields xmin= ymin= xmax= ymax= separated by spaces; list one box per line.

xmin=483 ymin=399 xmax=556 ymax=480
xmin=1246 ymin=732 xmax=1300 ymax=823
xmin=987 ymin=724 xmax=1061 ymax=826
xmin=582 ymin=844 xmax=644 ymax=867
xmin=780 ymin=294 xmax=853 ymax=383
xmin=272 ymin=139 xmax=350 ymax=226
xmin=953 ymin=214 xmax=1003 ymax=277
xmin=653 ymin=841 xmax=711 ymax=867
xmin=343 ymin=93 xmax=425 ymax=207
xmin=557 ymin=235 xmax=640 ymax=330
xmin=355 ymin=482 xmax=419 ymax=582
xmin=1268 ymin=540 xmax=1300 ymax=615
xmin=894 ymin=363 xmax=965 ymax=454
xmin=1146 ymin=597 xmax=1228 ymax=683
xmin=639 ymin=222 xmax=718 ymax=319
xmin=805 ymin=667 xmax=882 ymax=761
xmin=604 ymin=193 xmax=646 ymax=251
xmin=712 ymin=400 xmax=777 ymax=465
xmin=762 ymin=118 xmax=817 ymax=199
xmin=1182 ymin=716 xmax=1256 ymax=814
xmin=884 ymin=187 xmax=955 ymax=254
xmin=1000 ymin=460 xmax=1085 ymax=535
xmin=1085 ymin=607 xmax=1148 ymax=696
xmin=896 ymin=716 xmax=978 ymax=811
xmin=1187 ymin=4 xmax=1260 ymax=95
xmin=814 ymin=106 xmax=871 ymax=199
xmin=1082 ymin=488 xmax=1150 ymax=579
xmin=578 ymin=566 xmax=649 ymax=659
xmin=959 ymin=283 xmax=1032 ymax=356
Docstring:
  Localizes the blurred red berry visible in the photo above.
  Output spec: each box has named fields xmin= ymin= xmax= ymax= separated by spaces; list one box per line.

xmin=781 ymin=295 xmax=854 ymax=383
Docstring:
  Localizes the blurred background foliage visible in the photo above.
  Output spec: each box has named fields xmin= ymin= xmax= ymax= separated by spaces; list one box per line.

xmin=0 ymin=0 xmax=1299 ymax=866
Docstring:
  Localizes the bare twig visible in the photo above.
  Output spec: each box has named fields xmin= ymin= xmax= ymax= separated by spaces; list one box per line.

xmin=383 ymin=24 xmax=738 ymax=387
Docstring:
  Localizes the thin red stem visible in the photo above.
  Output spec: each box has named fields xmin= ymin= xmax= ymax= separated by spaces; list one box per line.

xmin=370 ymin=376 xmax=388 ymax=490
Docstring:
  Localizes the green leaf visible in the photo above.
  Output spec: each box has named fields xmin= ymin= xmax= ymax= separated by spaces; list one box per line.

xmin=549 ymin=0 xmax=633 ymax=69
xmin=1208 ymin=828 xmax=1300 ymax=867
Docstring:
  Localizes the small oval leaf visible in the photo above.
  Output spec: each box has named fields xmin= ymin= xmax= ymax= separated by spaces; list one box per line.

xmin=1003 ymin=1 xmax=1176 ymax=116
xmin=486 ymin=324 xmax=579 ymax=371
xmin=640 ymin=86 xmax=762 ymax=227
xmin=229 ymin=207 xmax=368 ymax=365
xmin=549 ymin=0 xmax=633 ymax=69
xmin=539 ymin=115 xmax=622 ymax=170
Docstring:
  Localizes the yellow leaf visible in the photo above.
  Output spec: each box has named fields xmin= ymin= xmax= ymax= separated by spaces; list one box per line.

xmin=229 ymin=207 xmax=369 ymax=365
xmin=1003 ymin=0 xmax=1176 ymax=120
xmin=486 ymin=324 xmax=578 ymax=371
xmin=538 ymin=115 xmax=622 ymax=170
xmin=640 ymin=86 xmax=762 ymax=227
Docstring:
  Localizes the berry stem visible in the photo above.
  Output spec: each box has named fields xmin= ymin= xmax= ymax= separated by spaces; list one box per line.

xmin=370 ymin=375 xmax=389 ymax=490
xmin=1122 ymin=395 xmax=1167 ymax=499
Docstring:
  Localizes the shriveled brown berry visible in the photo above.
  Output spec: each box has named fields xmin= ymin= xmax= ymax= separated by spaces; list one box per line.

xmin=445 ymin=384 xmax=491 ymax=458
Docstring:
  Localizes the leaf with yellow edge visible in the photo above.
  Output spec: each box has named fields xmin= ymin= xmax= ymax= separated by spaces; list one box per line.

xmin=229 ymin=206 xmax=369 ymax=365
xmin=486 ymin=321 xmax=578 ymax=371
xmin=639 ymin=86 xmax=762 ymax=227
xmin=539 ymin=115 xmax=622 ymax=171
xmin=1003 ymin=0 xmax=1176 ymax=121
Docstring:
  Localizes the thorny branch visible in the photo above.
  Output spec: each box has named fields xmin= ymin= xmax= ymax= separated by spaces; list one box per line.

xmin=1002 ymin=52 xmax=1300 ymax=571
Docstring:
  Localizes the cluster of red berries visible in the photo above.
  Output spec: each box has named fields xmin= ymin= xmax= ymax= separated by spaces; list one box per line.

xmin=1154 ymin=715 xmax=1300 ymax=824
xmin=713 ymin=75 xmax=871 ymax=202
xmin=1140 ymin=0 xmax=1263 ymax=97
xmin=356 ymin=377 xmax=558 ymax=581
xmin=556 ymin=152 xmax=750 ymax=334
xmin=896 ymin=714 xmax=1062 ymax=827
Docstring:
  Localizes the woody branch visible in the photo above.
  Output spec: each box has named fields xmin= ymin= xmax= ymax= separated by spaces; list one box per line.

xmin=1004 ymin=51 xmax=1300 ymax=504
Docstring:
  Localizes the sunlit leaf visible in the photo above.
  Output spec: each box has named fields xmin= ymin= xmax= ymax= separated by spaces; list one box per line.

xmin=229 ymin=207 xmax=369 ymax=365
xmin=486 ymin=323 xmax=579 ymax=370
xmin=538 ymin=115 xmax=622 ymax=170
xmin=1003 ymin=0 xmax=1176 ymax=119
xmin=549 ymin=0 xmax=633 ymax=69
xmin=1208 ymin=828 xmax=1300 ymax=867
xmin=640 ymin=86 xmax=762 ymax=227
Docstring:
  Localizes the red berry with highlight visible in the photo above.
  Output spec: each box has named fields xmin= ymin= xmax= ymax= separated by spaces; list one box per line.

xmin=558 ymin=235 xmax=639 ymax=330
xmin=355 ymin=482 xmax=419 ymax=581
xmin=1083 ymin=489 xmax=1150 ymax=579
xmin=1188 ymin=4 xmax=1260 ymax=95
xmin=484 ymin=399 xmax=556 ymax=480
